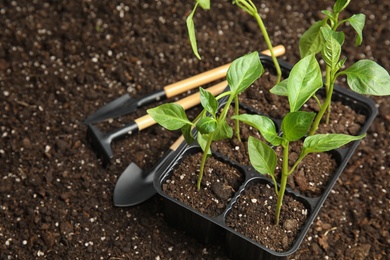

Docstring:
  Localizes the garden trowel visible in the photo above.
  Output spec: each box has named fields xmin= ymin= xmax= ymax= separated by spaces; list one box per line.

xmin=113 ymin=135 xmax=184 ymax=207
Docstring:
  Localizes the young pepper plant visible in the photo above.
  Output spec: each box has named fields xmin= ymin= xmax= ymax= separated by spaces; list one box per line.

xmin=187 ymin=0 xmax=282 ymax=140
xmin=232 ymin=54 xmax=365 ymax=225
xmin=294 ymin=0 xmax=390 ymax=135
xmin=148 ymin=51 xmax=263 ymax=190
xmin=186 ymin=0 xmax=282 ymax=83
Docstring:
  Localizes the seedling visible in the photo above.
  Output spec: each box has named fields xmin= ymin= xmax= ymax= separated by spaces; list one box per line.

xmin=186 ymin=0 xmax=282 ymax=83
xmin=232 ymin=0 xmax=390 ymax=226
xmin=148 ymin=51 xmax=263 ymax=190
xmin=233 ymin=55 xmax=365 ymax=225
xmin=271 ymin=0 xmax=390 ymax=135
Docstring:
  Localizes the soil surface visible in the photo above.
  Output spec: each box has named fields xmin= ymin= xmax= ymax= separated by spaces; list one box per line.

xmin=162 ymin=152 xmax=245 ymax=217
xmin=1 ymin=0 xmax=389 ymax=259
xmin=226 ymin=181 xmax=308 ymax=253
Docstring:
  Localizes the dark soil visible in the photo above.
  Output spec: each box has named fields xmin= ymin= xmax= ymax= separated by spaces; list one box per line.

xmin=162 ymin=152 xmax=245 ymax=217
xmin=226 ymin=181 xmax=308 ymax=252
xmin=275 ymin=141 xmax=338 ymax=198
xmin=211 ymin=106 xmax=266 ymax=166
xmin=1 ymin=0 xmax=389 ymax=259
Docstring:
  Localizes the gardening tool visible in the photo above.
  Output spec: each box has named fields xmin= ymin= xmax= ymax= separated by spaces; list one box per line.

xmin=113 ymin=135 xmax=184 ymax=207
xmin=87 ymin=80 xmax=228 ymax=166
xmin=84 ymin=45 xmax=286 ymax=124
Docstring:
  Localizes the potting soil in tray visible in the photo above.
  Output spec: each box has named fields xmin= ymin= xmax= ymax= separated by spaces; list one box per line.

xmin=225 ymin=180 xmax=309 ymax=252
xmin=162 ymin=151 xmax=245 ymax=217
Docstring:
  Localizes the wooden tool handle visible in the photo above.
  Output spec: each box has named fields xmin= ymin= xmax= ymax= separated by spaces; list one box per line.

xmin=170 ymin=135 xmax=185 ymax=151
xmin=135 ymin=80 xmax=228 ymax=131
xmin=262 ymin=44 xmax=285 ymax=57
xmin=164 ymin=65 xmax=230 ymax=98
xmin=163 ymin=45 xmax=285 ymax=98
xmin=175 ymin=80 xmax=227 ymax=110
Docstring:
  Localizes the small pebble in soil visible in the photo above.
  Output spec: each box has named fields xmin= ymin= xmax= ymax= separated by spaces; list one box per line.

xmin=283 ymin=219 xmax=298 ymax=232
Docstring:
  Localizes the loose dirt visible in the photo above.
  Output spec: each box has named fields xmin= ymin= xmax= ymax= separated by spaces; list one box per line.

xmin=1 ymin=0 xmax=389 ymax=259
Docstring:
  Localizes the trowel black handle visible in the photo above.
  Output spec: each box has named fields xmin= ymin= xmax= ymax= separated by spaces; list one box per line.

xmin=108 ymin=120 xmax=140 ymax=142
xmin=137 ymin=89 xmax=167 ymax=107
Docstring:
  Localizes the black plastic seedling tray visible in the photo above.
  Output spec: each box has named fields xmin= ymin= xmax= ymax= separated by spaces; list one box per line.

xmin=153 ymin=56 xmax=378 ymax=259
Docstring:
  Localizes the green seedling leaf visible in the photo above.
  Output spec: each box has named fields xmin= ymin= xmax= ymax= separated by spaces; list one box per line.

xmin=334 ymin=0 xmax=351 ymax=13
xmin=227 ymin=51 xmax=264 ymax=96
xmin=232 ymin=114 xmax=282 ymax=146
xmin=299 ymin=20 xmax=327 ymax=57
xmin=346 ymin=13 xmax=365 ymax=46
xmin=248 ymin=136 xmax=277 ymax=176
xmin=321 ymin=10 xmax=339 ymax=28
xmin=200 ymin=87 xmax=218 ymax=117
xmin=186 ymin=5 xmax=201 ymax=60
xmin=181 ymin=124 xmax=194 ymax=144
xmin=320 ymin=27 xmax=343 ymax=68
xmin=321 ymin=26 xmax=345 ymax=45
xmin=341 ymin=60 xmax=390 ymax=96
xmin=197 ymin=0 xmax=210 ymax=9
xmin=197 ymin=132 xmax=212 ymax=155
xmin=148 ymin=103 xmax=192 ymax=130
xmin=302 ymin=133 xmax=365 ymax=155
xmin=282 ymin=111 xmax=316 ymax=142
xmin=212 ymin=121 xmax=233 ymax=141
xmin=270 ymin=78 xmax=288 ymax=96
xmin=335 ymin=57 xmax=347 ymax=72
xmin=196 ymin=117 xmax=217 ymax=134
xmin=185 ymin=0 xmax=210 ymax=60
xmin=287 ymin=54 xmax=323 ymax=112
xmin=321 ymin=10 xmax=335 ymax=21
